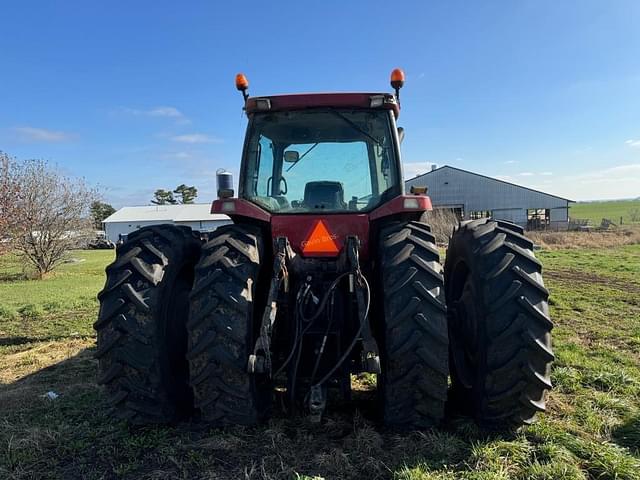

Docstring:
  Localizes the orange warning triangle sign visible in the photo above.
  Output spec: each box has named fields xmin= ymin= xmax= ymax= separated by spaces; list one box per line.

xmin=302 ymin=220 xmax=339 ymax=255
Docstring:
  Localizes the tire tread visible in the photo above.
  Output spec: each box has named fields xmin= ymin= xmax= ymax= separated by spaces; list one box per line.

xmin=379 ymin=220 xmax=449 ymax=428
xmin=444 ymin=218 xmax=554 ymax=429
xmin=94 ymin=225 xmax=200 ymax=424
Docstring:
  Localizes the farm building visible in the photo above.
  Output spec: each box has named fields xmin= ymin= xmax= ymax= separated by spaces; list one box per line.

xmin=405 ymin=165 xmax=572 ymax=230
xmin=102 ymin=204 xmax=231 ymax=243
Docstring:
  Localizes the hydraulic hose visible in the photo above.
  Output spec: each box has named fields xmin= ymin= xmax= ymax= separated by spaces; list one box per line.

xmin=299 ymin=272 xmax=352 ymax=325
xmin=311 ymin=273 xmax=371 ymax=388
xmin=289 ymin=273 xmax=351 ymax=404
xmin=309 ymin=291 xmax=335 ymax=385
xmin=272 ymin=284 xmax=308 ymax=378
xmin=275 ymin=270 xmax=371 ymax=406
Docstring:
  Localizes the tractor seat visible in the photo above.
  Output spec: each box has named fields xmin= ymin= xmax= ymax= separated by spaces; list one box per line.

xmin=303 ymin=181 xmax=347 ymax=210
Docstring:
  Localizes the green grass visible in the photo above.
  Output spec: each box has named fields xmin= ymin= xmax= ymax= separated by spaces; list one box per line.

xmin=0 ymin=250 xmax=113 ymax=342
xmin=539 ymin=245 xmax=640 ymax=282
xmin=570 ymin=199 xmax=640 ymax=225
xmin=1 ymin=247 xmax=640 ymax=479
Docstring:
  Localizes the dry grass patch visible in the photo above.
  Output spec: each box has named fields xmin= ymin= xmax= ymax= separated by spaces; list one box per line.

xmin=529 ymin=227 xmax=640 ymax=250
xmin=0 ymin=338 xmax=93 ymax=383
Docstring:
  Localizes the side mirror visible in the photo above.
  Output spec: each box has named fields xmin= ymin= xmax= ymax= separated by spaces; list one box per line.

xmin=397 ymin=127 xmax=405 ymax=144
xmin=284 ymin=150 xmax=299 ymax=163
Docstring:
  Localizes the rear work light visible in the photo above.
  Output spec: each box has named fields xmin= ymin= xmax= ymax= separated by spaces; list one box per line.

xmin=370 ymin=95 xmax=385 ymax=108
xmin=370 ymin=94 xmax=397 ymax=108
xmin=221 ymin=201 xmax=236 ymax=212
xmin=254 ymin=98 xmax=272 ymax=110
xmin=403 ymin=198 xmax=420 ymax=209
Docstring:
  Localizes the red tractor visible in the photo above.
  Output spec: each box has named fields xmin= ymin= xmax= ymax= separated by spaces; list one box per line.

xmin=95 ymin=69 xmax=553 ymax=429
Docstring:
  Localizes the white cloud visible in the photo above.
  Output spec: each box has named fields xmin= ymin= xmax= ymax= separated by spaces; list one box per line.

xmin=403 ymin=162 xmax=439 ymax=179
xmin=493 ymin=172 xmax=553 ymax=184
xmin=170 ymin=133 xmax=222 ymax=144
xmin=504 ymin=160 xmax=518 ymax=164
xmin=147 ymin=106 xmax=183 ymax=118
xmin=494 ymin=175 xmax=515 ymax=182
xmin=162 ymin=151 xmax=192 ymax=159
xmin=119 ymin=106 xmax=189 ymax=124
xmin=573 ymin=146 xmax=593 ymax=154
xmin=512 ymin=163 xmax=640 ymax=200
xmin=625 ymin=139 xmax=640 ymax=148
xmin=575 ymin=163 xmax=640 ymax=180
xmin=13 ymin=126 xmax=75 ymax=142
xmin=607 ymin=163 xmax=640 ymax=174
xmin=515 ymin=171 xmax=554 ymax=176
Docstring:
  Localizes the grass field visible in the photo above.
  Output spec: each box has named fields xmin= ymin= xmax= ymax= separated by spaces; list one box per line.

xmin=1 ymin=246 xmax=640 ymax=479
xmin=570 ymin=199 xmax=640 ymax=225
xmin=0 ymin=251 xmax=112 ymax=342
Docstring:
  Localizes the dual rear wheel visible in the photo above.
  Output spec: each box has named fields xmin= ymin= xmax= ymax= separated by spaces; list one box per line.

xmin=95 ymin=218 xmax=553 ymax=429
xmin=444 ymin=218 xmax=554 ymax=428
xmin=376 ymin=217 xmax=553 ymax=429
xmin=95 ymin=223 xmax=267 ymax=425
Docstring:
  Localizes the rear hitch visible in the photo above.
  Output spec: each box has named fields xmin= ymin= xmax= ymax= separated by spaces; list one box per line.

xmin=248 ymin=234 xmax=380 ymax=420
xmin=308 ymin=384 xmax=327 ymax=423
xmin=346 ymin=236 xmax=380 ymax=374
xmin=248 ymin=237 xmax=292 ymax=375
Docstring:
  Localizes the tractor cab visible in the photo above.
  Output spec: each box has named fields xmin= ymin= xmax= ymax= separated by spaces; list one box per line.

xmin=212 ymin=70 xmax=432 ymax=259
xmin=241 ymin=100 xmax=401 ymax=214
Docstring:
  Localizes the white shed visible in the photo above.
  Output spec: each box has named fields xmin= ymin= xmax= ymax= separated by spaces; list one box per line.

xmin=102 ymin=204 xmax=232 ymax=243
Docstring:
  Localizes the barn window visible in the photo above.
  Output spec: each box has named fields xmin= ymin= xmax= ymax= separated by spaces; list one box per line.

xmin=527 ymin=209 xmax=550 ymax=230
xmin=469 ymin=210 xmax=491 ymax=220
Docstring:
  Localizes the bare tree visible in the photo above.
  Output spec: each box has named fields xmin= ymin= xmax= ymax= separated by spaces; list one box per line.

xmin=0 ymin=152 xmax=21 ymax=254
xmin=11 ymin=159 xmax=97 ymax=278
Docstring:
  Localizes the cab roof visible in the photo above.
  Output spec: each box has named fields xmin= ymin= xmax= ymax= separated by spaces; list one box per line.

xmin=245 ymin=92 xmax=400 ymax=118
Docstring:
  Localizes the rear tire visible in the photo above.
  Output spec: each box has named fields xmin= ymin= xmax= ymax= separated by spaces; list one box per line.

xmin=444 ymin=218 xmax=554 ymax=429
xmin=94 ymin=225 xmax=201 ymax=424
xmin=187 ymin=224 xmax=270 ymax=425
xmin=377 ymin=220 xmax=449 ymax=428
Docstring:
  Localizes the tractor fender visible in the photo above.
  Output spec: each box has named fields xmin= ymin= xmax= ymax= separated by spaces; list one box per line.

xmin=369 ymin=194 xmax=433 ymax=221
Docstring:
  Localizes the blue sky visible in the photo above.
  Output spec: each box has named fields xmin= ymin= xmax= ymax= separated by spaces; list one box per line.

xmin=1 ymin=0 xmax=639 ymax=206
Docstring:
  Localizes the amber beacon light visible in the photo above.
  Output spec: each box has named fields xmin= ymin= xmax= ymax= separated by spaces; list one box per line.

xmin=235 ymin=73 xmax=249 ymax=100
xmin=390 ymin=68 xmax=405 ymax=102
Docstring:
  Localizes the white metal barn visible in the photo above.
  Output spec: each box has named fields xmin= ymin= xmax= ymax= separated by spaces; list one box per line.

xmin=405 ymin=166 xmax=572 ymax=230
xmin=102 ymin=204 xmax=231 ymax=243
